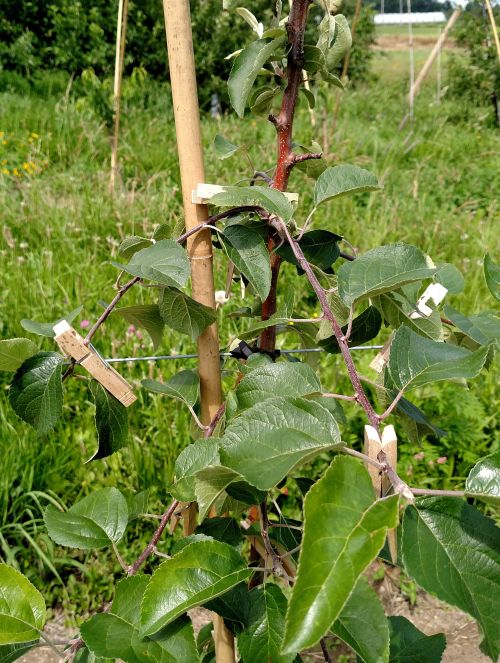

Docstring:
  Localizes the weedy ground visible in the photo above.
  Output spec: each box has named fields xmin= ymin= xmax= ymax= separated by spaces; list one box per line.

xmin=0 ymin=27 xmax=498 ymax=613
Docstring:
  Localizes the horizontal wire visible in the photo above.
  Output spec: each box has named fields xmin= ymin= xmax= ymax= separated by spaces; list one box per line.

xmin=97 ymin=345 xmax=384 ymax=364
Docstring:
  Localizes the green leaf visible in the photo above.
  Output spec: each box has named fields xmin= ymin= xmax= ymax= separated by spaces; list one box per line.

xmin=337 ymin=244 xmax=436 ymax=307
xmin=332 ymin=576 xmax=390 ymax=663
xmin=142 ymin=369 xmax=199 ymax=408
xmin=20 ymin=306 xmax=83 ymax=338
xmin=9 ymin=352 xmax=63 ymax=434
xmin=228 ymin=36 xmax=286 ymax=117
xmin=402 ymin=497 xmax=500 ymax=660
xmin=314 ymin=165 xmax=381 ymax=207
xmin=302 ymin=45 xmax=326 ymax=73
xmin=221 ymin=225 xmax=272 ymax=300
xmin=325 ymin=15 xmax=352 ymax=70
xmin=0 ymin=564 xmax=45 ymax=645
xmin=159 ymin=287 xmax=216 ymax=340
xmin=214 ymin=134 xmax=239 ymax=160
xmin=317 ymin=292 xmax=350 ymax=339
xmin=276 ymin=230 xmax=342 ymax=274
xmin=465 ymin=451 xmax=500 ymax=505
xmin=444 ymin=306 xmax=499 ymax=347
xmin=111 ymin=240 xmax=190 ymax=287
xmin=194 ymin=466 xmax=266 ymax=520
xmin=299 ymin=86 xmax=316 ymax=109
xmin=81 ymin=576 xmax=200 ymax=662
xmin=234 ymin=362 xmax=321 ymax=411
xmin=434 ymin=263 xmax=464 ymax=294
xmin=211 ymin=185 xmax=294 ymax=222
xmin=318 ymin=306 xmax=382 ymax=353
xmin=140 ymin=540 xmax=252 ymax=637
xmin=0 ymin=338 xmax=37 ymax=372
xmin=250 ymin=88 xmax=277 ymax=115
xmin=0 ymin=642 xmax=38 ymax=663
xmin=125 ymin=490 xmax=149 ymax=521
xmin=385 ymin=326 xmax=490 ymax=392
xmin=118 ymin=236 xmax=152 ymax=261
xmin=44 ymin=487 xmax=128 ymax=549
xmin=282 ymin=457 xmax=399 ymax=654
xmin=170 ymin=438 xmax=220 ymax=502
xmin=114 ymin=304 xmax=164 ymax=349
xmin=388 ymin=616 xmax=445 ymax=663
xmin=74 ymin=648 xmax=112 ymax=663
xmin=374 ymin=292 xmax=443 ymax=341
xmin=484 ymin=253 xmax=500 ymax=302
xmin=196 ymin=518 xmax=243 ymax=548
xmin=89 ymin=383 xmax=128 ymax=461
xmin=219 ymin=397 xmax=342 ymax=491
xmin=238 ymin=584 xmax=295 ymax=663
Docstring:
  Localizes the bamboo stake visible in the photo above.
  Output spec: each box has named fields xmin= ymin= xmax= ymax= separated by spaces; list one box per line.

xmin=484 ymin=0 xmax=500 ymax=65
xmin=408 ymin=8 xmax=462 ymax=101
xmin=162 ymin=3 xmax=230 ymax=661
xmin=110 ymin=0 xmax=128 ymax=193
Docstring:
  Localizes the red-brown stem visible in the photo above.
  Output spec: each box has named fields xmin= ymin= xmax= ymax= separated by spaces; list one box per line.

xmin=84 ymin=276 xmax=140 ymax=345
xmin=126 ymin=499 xmax=179 ymax=575
xmin=259 ymin=0 xmax=310 ymax=352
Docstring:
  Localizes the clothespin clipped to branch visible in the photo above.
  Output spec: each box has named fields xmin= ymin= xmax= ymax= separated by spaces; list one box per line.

xmin=192 ymin=183 xmax=299 ymax=205
xmin=364 ymin=424 xmax=398 ymax=563
xmin=53 ymin=321 xmax=136 ymax=407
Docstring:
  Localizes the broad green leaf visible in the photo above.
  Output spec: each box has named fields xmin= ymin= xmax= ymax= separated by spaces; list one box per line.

xmin=111 ymin=240 xmax=189 ymax=288
xmin=196 ymin=517 xmax=243 ymax=548
xmin=234 ymin=362 xmax=321 ymax=411
xmin=388 ymin=616 xmax=445 ymax=663
xmin=235 ymin=8 xmax=263 ymax=37
xmin=302 ymin=45 xmax=326 ymax=73
xmin=228 ymin=36 xmax=286 ymax=117
xmin=325 ymin=15 xmax=352 ymax=70
xmin=0 ymin=338 xmax=37 ymax=372
xmin=317 ymin=14 xmax=336 ymax=54
xmin=118 ymin=236 xmax=152 ymax=261
xmin=314 ymin=165 xmax=381 ymax=207
xmin=125 ymin=490 xmax=149 ymax=521
xmin=374 ymin=292 xmax=443 ymax=341
xmin=484 ymin=253 xmax=500 ymax=302
xmin=9 ymin=352 xmax=63 ymax=434
xmin=159 ymin=287 xmax=216 ymax=340
xmin=170 ymin=438 xmax=220 ymax=502
xmin=276 ymin=230 xmax=342 ymax=274
xmin=74 ymin=648 xmax=112 ymax=663
xmin=20 ymin=306 xmax=83 ymax=338
xmin=114 ymin=304 xmax=164 ymax=349
xmin=44 ymin=487 xmax=128 ymax=549
xmin=385 ymin=326 xmax=490 ymax=392
xmin=393 ymin=394 xmax=446 ymax=440
xmin=434 ymin=263 xmax=464 ymax=294
xmin=332 ymin=576 xmax=390 ymax=663
xmin=465 ymin=451 xmax=500 ymax=505
xmin=444 ymin=306 xmax=499 ymax=347
xmin=250 ymin=89 xmax=277 ymax=115
xmin=81 ymin=576 xmax=199 ymax=663
xmin=142 ymin=369 xmax=199 ymax=408
xmin=89 ymin=383 xmax=128 ymax=461
xmin=214 ymin=134 xmax=239 ymax=160
xmin=205 ymin=583 xmax=250 ymax=634
xmin=236 ymin=316 xmax=294 ymax=340
xmin=211 ymin=185 xmax=293 ymax=222
xmin=219 ymin=397 xmax=342 ymax=491
xmin=299 ymin=86 xmax=316 ymax=109
xmin=319 ymin=306 xmax=382 ymax=353
xmin=140 ymin=540 xmax=252 ymax=637
xmin=317 ymin=292 xmax=350 ymax=340
xmin=0 ymin=642 xmax=38 ymax=662
xmin=337 ymin=244 xmax=436 ymax=307
xmin=221 ymin=225 xmax=272 ymax=300
xmin=282 ymin=457 xmax=399 ymax=654
xmin=194 ymin=465 xmax=266 ymax=520
xmin=402 ymin=497 xmax=500 ymax=660
xmin=238 ymin=584 xmax=295 ymax=663
xmin=0 ymin=564 xmax=45 ymax=645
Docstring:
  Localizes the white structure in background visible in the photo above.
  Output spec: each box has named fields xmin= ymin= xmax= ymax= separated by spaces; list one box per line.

xmin=374 ymin=12 xmax=446 ymax=24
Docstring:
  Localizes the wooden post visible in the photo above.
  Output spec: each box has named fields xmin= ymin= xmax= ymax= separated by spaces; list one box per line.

xmin=110 ymin=0 xmax=128 ymax=192
xmin=364 ymin=425 xmax=398 ymax=563
xmin=408 ymin=8 xmax=462 ymax=101
xmin=484 ymin=0 xmax=500 ymax=65
xmin=162 ymin=2 xmax=230 ymax=661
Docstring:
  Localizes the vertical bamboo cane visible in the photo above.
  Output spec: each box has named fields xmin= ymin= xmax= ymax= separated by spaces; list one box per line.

xmin=110 ymin=0 xmax=128 ymax=192
xmin=162 ymin=3 xmax=231 ymax=661
xmin=484 ymin=0 xmax=500 ymax=65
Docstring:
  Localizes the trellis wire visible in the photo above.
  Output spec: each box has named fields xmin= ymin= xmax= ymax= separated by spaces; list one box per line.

xmin=99 ymin=346 xmax=384 ymax=364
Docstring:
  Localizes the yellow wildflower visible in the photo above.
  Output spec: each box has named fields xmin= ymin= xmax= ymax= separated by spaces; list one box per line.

xmin=1 ymin=159 xmax=6 ymax=165
xmin=31 ymin=132 xmax=39 ymax=138
xmin=2 ymin=168 xmax=9 ymax=175
xmin=2 ymin=140 xmax=7 ymax=145
xmin=13 ymin=168 xmax=20 ymax=177
xmin=23 ymin=162 xmax=30 ymax=171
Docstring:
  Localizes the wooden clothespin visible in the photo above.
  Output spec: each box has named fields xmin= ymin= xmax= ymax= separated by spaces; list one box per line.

xmin=191 ymin=183 xmax=299 ymax=205
xmin=364 ymin=424 xmax=398 ymax=563
xmin=53 ymin=321 xmax=136 ymax=407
